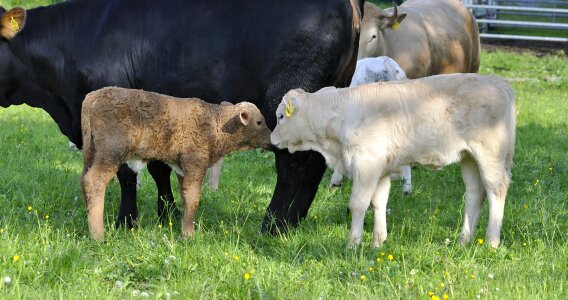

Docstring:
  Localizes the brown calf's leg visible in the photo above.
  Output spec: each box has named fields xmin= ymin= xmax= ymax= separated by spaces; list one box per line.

xmin=177 ymin=168 xmax=206 ymax=238
xmin=81 ymin=163 xmax=118 ymax=241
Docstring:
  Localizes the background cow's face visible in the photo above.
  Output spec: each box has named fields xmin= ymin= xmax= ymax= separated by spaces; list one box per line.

xmin=357 ymin=5 xmax=407 ymax=59
xmin=0 ymin=7 xmax=26 ymax=106
xmin=271 ymin=89 xmax=314 ymax=153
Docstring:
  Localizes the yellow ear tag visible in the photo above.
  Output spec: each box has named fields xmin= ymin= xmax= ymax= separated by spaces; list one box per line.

xmin=10 ymin=16 xmax=20 ymax=31
xmin=285 ymin=99 xmax=294 ymax=118
xmin=391 ymin=21 xmax=400 ymax=31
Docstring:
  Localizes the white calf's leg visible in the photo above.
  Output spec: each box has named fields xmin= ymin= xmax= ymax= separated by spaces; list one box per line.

xmin=400 ymin=165 xmax=412 ymax=194
xmin=330 ymin=169 xmax=343 ymax=188
xmin=478 ymin=162 xmax=510 ymax=248
xmin=348 ymin=156 xmax=381 ymax=247
xmin=207 ymin=157 xmax=224 ymax=191
xmin=389 ymin=165 xmax=412 ymax=195
xmin=459 ymin=155 xmax=485 ymax=245
xmin=371 ymin=176 xmax=391 ymax=248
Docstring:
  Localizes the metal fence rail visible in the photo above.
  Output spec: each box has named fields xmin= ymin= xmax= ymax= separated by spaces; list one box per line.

xmin=463 ymin=0 xmax=568 ymax=43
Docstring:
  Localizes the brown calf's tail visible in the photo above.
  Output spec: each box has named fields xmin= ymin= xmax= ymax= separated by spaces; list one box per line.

xmin=81 ymin=93 xmax=96 ymax=169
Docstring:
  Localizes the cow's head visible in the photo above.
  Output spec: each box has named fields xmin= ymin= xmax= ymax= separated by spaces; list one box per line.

xmin=223 ymin=102 xmax=272 ymax=151
xmin=0 ymin=7 xmax=26 ymax=107
xmin=358 ymin=3 xmax=407 ymax=58
xmin=271 ymin=88 xmax=316 ymax=154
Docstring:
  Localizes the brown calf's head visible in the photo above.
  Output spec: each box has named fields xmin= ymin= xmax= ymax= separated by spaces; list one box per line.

xmin=223 ymin=102 xmax=272 ymax=151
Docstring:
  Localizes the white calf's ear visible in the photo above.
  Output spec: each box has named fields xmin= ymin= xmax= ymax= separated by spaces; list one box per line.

xmin=240 ymin=111 xmax=249 ymax=126
xmin=1 ymin=7 xmax=26 ymax=39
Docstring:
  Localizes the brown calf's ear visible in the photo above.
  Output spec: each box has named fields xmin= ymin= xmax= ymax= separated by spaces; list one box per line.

xmin=1 ymin=7 xmax=26 ymax=39
xmin=240 ymin=111 xmax=249 ymax=126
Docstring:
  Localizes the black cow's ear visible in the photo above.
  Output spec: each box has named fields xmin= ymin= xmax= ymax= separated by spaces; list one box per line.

xmin=1 ymin=7 xmax=26 ymax=40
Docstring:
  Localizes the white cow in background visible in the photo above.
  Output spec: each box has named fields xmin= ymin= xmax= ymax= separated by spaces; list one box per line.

xmin=271 ymin=74 xmax=516 ymax=248
xmin=329 ymin=57 xmax=412 ymax=194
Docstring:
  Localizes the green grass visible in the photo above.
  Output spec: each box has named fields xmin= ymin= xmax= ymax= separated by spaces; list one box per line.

xmin=1 ymin=0 xmax=568 ymax=298
xmin=1 ymin=49 xmax=567 ymax=298
xmin=0 ymin=0 xmax=62 ymax=9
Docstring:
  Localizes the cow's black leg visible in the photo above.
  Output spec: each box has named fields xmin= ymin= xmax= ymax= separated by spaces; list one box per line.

xmin=261 ymin=149 xmax=326 ymax=235
xmin=115 ymin=164 xmax=139 ymax=228
xmin=147 ymin=161 xmax=179 ymax=224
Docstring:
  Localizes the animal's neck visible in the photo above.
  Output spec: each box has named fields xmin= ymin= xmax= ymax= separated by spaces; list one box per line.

xmin=211 ymin=107 xmax=245 ymax=161
xmin=304 ymin=94 xmax=341 ymax=140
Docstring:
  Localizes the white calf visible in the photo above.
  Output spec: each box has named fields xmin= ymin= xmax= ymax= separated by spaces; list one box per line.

xmin=271 ymin=74 xmax=515 ymax=248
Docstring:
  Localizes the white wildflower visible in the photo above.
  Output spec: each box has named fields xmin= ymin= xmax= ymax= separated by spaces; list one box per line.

xmin=3 ymin=276 xmax=12 ymax=285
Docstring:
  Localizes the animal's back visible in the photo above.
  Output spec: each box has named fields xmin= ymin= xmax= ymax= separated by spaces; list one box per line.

xmin=382 ymin=0 xmax=480 ymax=77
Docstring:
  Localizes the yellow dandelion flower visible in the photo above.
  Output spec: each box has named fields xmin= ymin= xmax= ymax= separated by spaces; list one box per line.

xmin=380 ymin=252 xmax=385 ymax=257
xmin=432 ymin=295 xmax=440 ymax=300
xmin=44 ymin=214 xmax=49 ymax=220
xmin=224 ymin=230 xmax=229 ymax=235
xmin=369 ymin=267 xmax=375 ymax=272
xmin=158 ymin=224 xmax=162 ymax=229
xmin=376 ymin=257 xmax=383 ymax=263
xmin=523 ymin=242 xmax=527 ymax=247
xmin=427 ymin=291 xmax=435 ymax=297
xmin=523 ymin=204 xmax=528 ymax=209
xmin=13 ymin=255 xmax=20 ymax=262
xmin=0 ymin=228 xmax=4 ymax=234
xmin=233 ymin=255 xmax=239 ymax=261
xmin=27 ymin=205 xmax=32 ymax=211
xmin=470 ymin=274 xmax=476 ymax=279
xmin=387 ymin=254 xmax=394 ymax=261
xmin=444 ymin=271 xmax=449 ymax=277
xmin=443 ymin=293 xmax=449 ymax=300
xmin=440 ymin=283 xmax=445 ymax=288
xmin=477 ymin=238 xmax=484 ymax=246
xmin=360 ymin=275 xmax=367 ymax=281
xmin=243 ymin=273 xmax=251 ymax=280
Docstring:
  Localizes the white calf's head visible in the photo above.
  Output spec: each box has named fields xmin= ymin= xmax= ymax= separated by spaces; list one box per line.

xmin=349 ymin=56 xmax=407 ymax=87
xmin=270 ymin=88 xmax=316 ymax=153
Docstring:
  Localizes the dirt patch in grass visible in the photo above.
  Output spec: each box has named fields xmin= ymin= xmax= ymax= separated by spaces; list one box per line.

xmin=482 ymin=39 xmax=567 ymax=57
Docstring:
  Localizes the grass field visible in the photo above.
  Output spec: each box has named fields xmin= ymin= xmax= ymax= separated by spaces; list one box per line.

xmin=1 ymin=2 xmax=568 ymax=300
xmin=1 ymin=50 xmax=567 ymax=299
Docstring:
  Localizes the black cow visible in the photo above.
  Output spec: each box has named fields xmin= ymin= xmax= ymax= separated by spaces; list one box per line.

xmin=0 ymin=0 xmax=363 ymax=234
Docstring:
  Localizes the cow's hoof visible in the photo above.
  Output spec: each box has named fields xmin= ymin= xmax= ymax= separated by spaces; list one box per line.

xmin=115 ymin=215 xmax=137 ymax=229
xmin=260 ymin=218 xmax=289 ymax=236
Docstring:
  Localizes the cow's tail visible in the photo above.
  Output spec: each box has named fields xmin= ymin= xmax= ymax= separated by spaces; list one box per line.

xmin=468 ymin=6 xmax=481 ymax=73
xmin=501 ymin=79 xmax=516 ymax=176
xmin=334 ymin=0 xmax=365 ymax=87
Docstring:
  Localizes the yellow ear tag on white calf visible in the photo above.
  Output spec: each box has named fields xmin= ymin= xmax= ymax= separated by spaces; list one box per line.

xmin=10 ymin=16 xmax=20 ymax=31
xmin=285 ymin=99 xmax=294 ymax=118
xmin=391 ymin=21 xmax=400 ymax=31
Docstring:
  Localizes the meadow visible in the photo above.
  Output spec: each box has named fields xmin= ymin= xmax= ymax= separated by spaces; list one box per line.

xmin=1 ymin=1 xmax=568 ymax=300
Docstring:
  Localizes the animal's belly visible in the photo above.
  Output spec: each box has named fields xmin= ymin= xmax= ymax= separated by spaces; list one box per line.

xmin=126 ymin=158 xmax=184 ymax=176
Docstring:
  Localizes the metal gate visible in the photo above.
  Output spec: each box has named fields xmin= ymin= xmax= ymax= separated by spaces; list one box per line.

xmin=462 ymin=0 xmax=568 ymax=42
